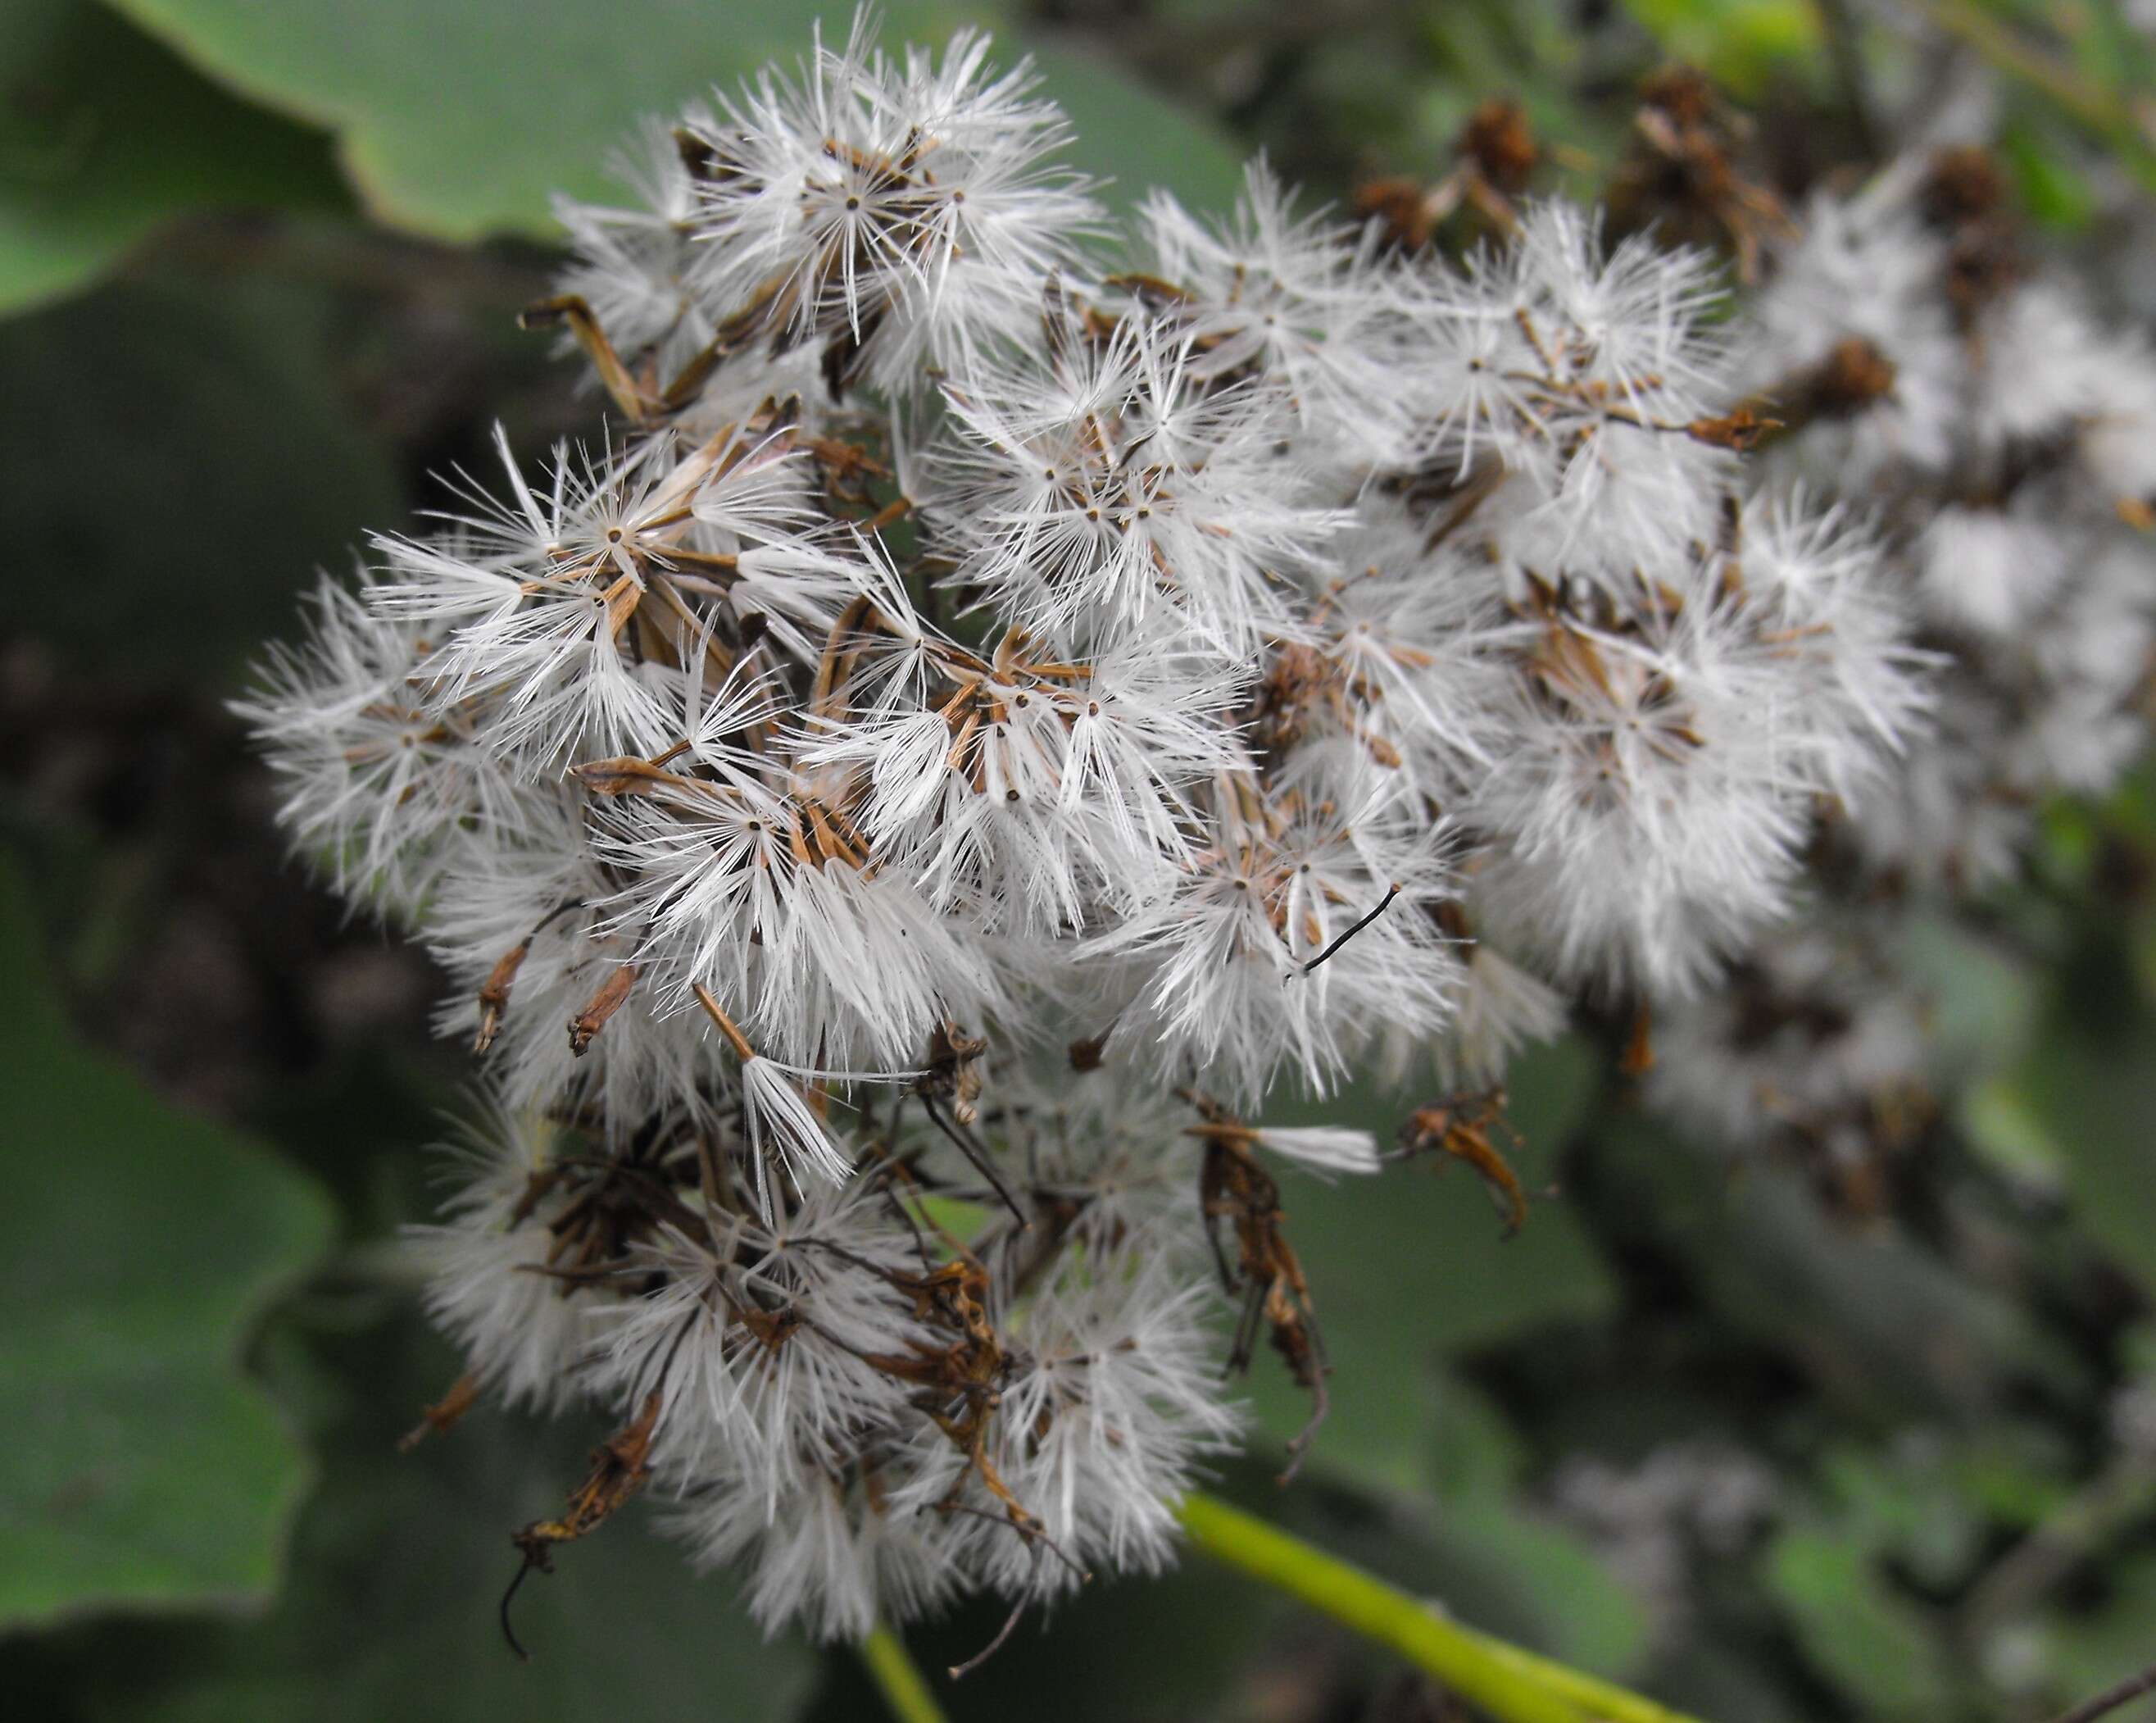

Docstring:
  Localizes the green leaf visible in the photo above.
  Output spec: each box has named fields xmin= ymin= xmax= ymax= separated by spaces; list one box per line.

xmin=85 ymin=1312 xmax=821 ymax=1723
xmin=103 ymin=0 xmax=1246 ymax=239
xmin=1812 ymin=1445 xmax=1986 ymax=1589
xmin=1765 ymin=1528 xmax=1961 ymax=1719
xmin=1218 ymin=1040 xmax=1645 ymax=1677
xmin=1894 ymin=911 xmax=2043 ymax=1080
xmin=0 ymin=276 xmax=402 ymax=681
xmin=1958 ymin=1075 xmax=2067 ymax=1193
xmin=1198 ymin=1430 xmax=1650 ymax=1684
xmin=1590 ymin=1113 xmax=2080 ymax=1421
xmin=815 ymin=1507 xmax=1290 ymax=1723
xmin=0 ymin=1 xmax=344 ymax=316
xmin=1414 ymin=1376 xmax=1653 ymax=1675
xmin=2009 ymin=988 xmax=2156 ymax=1295
xmin=0 ymin=857 xmax=338 ymax=1630
xmin=2045 ymin=1551 xmax=2156 ymax=1703
xmin=1250 ymin=1034 xmax=1618 ymax=1498
xmin=1618 ymin=0 xmax=1823 ymax=96
xmin=1999 ymin=114 xmax=2101 ymax=230
xmin=1024 ymin=40 xmax=1247 ymax=216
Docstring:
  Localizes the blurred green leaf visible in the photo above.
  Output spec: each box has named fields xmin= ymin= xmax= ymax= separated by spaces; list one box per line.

xmin=103 ymin=0 xmax=1244 ymax=238
xmin=1253 ymin=1035 xmax=1616 ymax=1498
xmin=1815 ymin=1442 xmax=1985 ymax=1588
xmin=0 ymin=858 xmax=338 ymax=1630
xmin=1407 ymin=0 xmax=1618 ymax=170
xmin=1949 ymin=1430 xmax=2076 ymax=1530
xmin=2009 ymin=987 xmax=2156 ymax=1296
xmin=1999 ymin=114 xmax=2101 ymax=229
xmin=0 ymin=0 xmax=344 ymax=316
xmin=1648 ymin=1641 xmax=1809 ymax=1723
xmin=1895 ymin=912 xmax=2043 ymax=1081
xmin=1591 ymin=1113 xmax=2080 ymax=1421
xmin=815 ymin=1502 xmax=1289 ymax=1723
xmin=86 ymin=1312 xmax=820 ymax=1723
xmin=1765 ymin=1527 xmax=1960 ymax=1719
xmin=1415 ymin=1375 xmax=1653 ymax=1675
xmin=2045 ymin=1551 xmax=2156 ymax=1702
xmin=1618 ymin=0 xmax=1822 ymax=95
xmin=1024 ymin=39 xmax=1247 ymax=216
xmin=0 ymin=277 xmax=402 ymax=681
xmin=1239 ymin=1038 xmax=1645 ymax=1677
xmin=1427 ymin=1498 xmax=1650 ymax=1677
xmin=1958 ymin=1076 xmax=2067 ymax=1193
xmin=1209 ymin=1420 xmax=1653 ymax=1685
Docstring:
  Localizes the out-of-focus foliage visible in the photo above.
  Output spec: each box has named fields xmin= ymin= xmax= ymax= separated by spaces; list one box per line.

xmin=0 ymin=0 xmax=344 ymax=314
xmin=0 ymin=862 xmax=336 ymax=1629
xmin=102 ymin=0 xmax=1242 ymax=234
xmin=1256 ymin=1038 xmax=1615 ymax=1498
xmin=82 ymin=1312 xmax=820 ymax=1723
xmin=2004 ymin=924 xmax=2156 ymax=1292
xmin=5 ymin=2 xmax=2156 ymax=1721
xmin=1619 ymin=0 xmax=1822 ymax=95
xmin=1255 ymin=1040 xmax=1652 ymax=1679
xmin=0 ymin=281 xmax=402 ymax=681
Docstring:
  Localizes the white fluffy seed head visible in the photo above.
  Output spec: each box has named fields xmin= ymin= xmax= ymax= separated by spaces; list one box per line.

xmin=238 ymin=8 xmax=1976 ymax=1643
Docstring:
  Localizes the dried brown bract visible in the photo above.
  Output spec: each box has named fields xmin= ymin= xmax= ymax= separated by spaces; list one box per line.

xmin=1398 ymin=1086 xmax=1531 ymax=1239
xmin=1922 ymin=145 xmax=2025 ymax=327
xmin=499 ymin=1389 xmax=664 ymax=1659
xmin=1186 ymin=1097 xmax=1331 ymax=1483
xmin=1608 ymin=65 xmax=1791 ymax=281
xmin=920 ymin=1019 xmax=989 ymax=1126
xmin=1355 ymin=98 xmax=1541 ymax=253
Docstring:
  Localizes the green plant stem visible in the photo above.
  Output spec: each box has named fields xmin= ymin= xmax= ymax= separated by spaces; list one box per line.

xmin=858 ymin=1621 xmax=951 ymax=1723
xmin=1178 ymin=1492 xmax=1707 ymax=1723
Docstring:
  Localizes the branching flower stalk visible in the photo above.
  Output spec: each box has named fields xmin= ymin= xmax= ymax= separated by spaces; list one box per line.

xmin=242 ymin=9 xmax=1940 ymax=1673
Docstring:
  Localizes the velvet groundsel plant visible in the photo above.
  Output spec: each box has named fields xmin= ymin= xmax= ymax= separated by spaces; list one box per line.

xmin=238 ymin=12 xmax=1938 ymax=1682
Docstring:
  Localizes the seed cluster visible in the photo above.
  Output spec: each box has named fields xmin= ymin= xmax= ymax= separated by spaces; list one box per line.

xmin=242 ymin=16 xmax=1950 ymax=1647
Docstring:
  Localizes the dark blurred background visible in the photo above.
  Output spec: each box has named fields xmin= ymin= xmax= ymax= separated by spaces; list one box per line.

xmin=7 ymin=3 xmax=2156 ymax=1720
